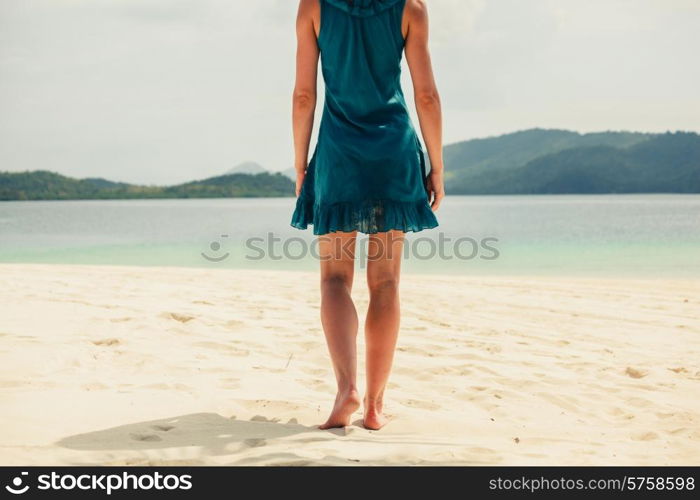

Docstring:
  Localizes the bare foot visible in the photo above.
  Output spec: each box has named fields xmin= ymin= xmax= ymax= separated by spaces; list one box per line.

xmin=319 ymin=389 xmax=361 ymax=430
xmin=363 ymin=398 xmax=389 ymax=430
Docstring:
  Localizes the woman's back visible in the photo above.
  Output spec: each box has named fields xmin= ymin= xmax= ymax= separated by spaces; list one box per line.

xmin=292 ymin=0 xmax=438 ymax=235
xmin=319 ymin=0 xmax=408 ymax=125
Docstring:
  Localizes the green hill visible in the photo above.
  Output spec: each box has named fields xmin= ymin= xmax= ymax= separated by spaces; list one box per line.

xmin=443 ymin=129 xmax=699 ymax=194
xmin=2 ymin=129 xmax=698 ymax=199
xmin=0 ymin=170 xmax=294 ymax=201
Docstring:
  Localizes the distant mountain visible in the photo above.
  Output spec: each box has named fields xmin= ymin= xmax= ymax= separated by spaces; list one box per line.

xmin=0 ymin=170 xmax=294 ymax=200
xmin=443 ymin=129 xmax=700 ymax=194
xmin=226 ymin=161 xmax=267 ymax=175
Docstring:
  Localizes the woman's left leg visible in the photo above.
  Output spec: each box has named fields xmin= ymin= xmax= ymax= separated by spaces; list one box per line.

xmin=318 ymin=230 xmax=361 ymax=429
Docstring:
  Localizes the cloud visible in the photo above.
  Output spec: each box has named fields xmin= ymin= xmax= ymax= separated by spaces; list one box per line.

xmin=427 ymin=0 xmax=485 ymax=45
xmin=0 ymin=0 xmax=698 ymax=184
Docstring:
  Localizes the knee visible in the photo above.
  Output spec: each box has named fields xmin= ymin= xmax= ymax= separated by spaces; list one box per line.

xmin=321 ymin=272 xmax=352 ymax=291
xmin=367 ymin=273 xmax=399 ymax=295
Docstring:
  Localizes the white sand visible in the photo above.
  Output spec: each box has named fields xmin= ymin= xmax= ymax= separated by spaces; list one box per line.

xmin=0 ymin=263 xmax=698 ymax=466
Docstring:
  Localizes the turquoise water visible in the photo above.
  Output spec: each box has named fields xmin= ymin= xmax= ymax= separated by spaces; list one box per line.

xmin=0 ymin=195 xmax=698 ymax=277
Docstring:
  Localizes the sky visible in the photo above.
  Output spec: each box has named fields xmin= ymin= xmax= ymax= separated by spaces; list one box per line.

xmin=0 ymin=0 xmax=698 ymax=185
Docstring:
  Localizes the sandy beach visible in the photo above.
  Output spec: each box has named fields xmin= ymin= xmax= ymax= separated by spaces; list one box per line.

xmin=0 ymin=263 xmax=698 ymax=466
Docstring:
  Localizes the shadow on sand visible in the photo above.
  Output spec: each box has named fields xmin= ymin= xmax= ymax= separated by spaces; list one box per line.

xmin=56 ymin=413 xmax=327 ymax=456
xmin=55 ymin=412 xmax=468 ymax=465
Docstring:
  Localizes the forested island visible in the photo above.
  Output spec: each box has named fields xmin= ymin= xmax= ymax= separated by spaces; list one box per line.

xmin=443 ymin=129 xmax=699 ymax=194
xmin=0 ymin=171 xmax=294 ymax=201
xmin=1 ymin=129 xmax=698 ymax=200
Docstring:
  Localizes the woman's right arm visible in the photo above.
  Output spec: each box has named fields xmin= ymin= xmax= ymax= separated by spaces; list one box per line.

xmin=292 ymin=0 xmax=320 ymax=196
xmin=404 ymin=0 xmax=445 ymax=211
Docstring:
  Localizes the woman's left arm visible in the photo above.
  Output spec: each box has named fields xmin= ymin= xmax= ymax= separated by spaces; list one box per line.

xmin=292 ymin=0 xmax=320 ymax=196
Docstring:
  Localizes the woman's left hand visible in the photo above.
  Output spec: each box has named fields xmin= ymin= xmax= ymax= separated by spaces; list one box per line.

xmin=295 ymin=169 xmax=306 ymax=197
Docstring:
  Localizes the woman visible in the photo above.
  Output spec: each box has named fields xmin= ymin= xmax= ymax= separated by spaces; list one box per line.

xmin=290 ymin=0 xmax=444 ymax=430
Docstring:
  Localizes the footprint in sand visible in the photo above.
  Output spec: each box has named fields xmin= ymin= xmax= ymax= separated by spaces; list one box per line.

xmin=192 ymin=341 xmax=249 ymax=356
xmin=397 ymin=345 xmax=436 ymax=357
xmin=161 ymin=312 xmax=196 ymax=323
xmin=669 ymin=427 xmax=691 ymax=435
xmin=241 ymin=400 xmax=310 ymax=417
xmin=225 ymin=320 xmax=245 ymax=330
xmin=420 ymin=343 xmax=449 ymax=353
xmin=243 ymin=438 xmax=267 ymax=447
xmin=142 ymin=383 xmax=192 ymax=391
xmin=536 ymin=393 xmax=580 ymax=413
xmin=151 ymin=425 xmax=175 ymax=432
xmin=301 ymin=367 xmax=328 ymax=377
xmin=0 ymin=380 xmax=56 ymax=389
xmin=655 ymin=412 xmax=676 ymax=419
xmin=91 ymin=338 xmax=121 ymax=346
xmin=219 ymin=377 xmax=241 ymax=390
xmin=294 ymin=340 xmax=319 ymax=351
xmin=251 ymin=415 xmax=280 ymax=423
xmin=400 ymin=399 xmax=440 ymax=410
xmin=625 ymin=367 xmax=648 ymax=379
xmin=130 ymin=433 xmax=162 ymax=442
xmin=407 ymin=326 xmax=428 ymax=331
xmin=632 ymin=431 xmax=658 ymax=441
xmin=82 ymin=382 xmax=108 ymax=391
xmin=625 ymin=397 xmax=653 ymax=408
xmin=302 ymin=378 xmax=334 ymax=392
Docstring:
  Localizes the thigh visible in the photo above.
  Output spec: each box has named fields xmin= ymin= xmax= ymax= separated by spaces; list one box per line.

xmin=318 ymin=230 xmax=358 ymax=285
xmin=366 ymin=230 xmax=405 ymax=286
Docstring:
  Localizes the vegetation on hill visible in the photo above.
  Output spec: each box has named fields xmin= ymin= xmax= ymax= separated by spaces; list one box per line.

xmin=443 ymin=130 xmax=700 ymax=194
xmin=1 ymin=129 xmax=698 ymax=200
xmin=0 ymin=171 xmax=294 ymax=200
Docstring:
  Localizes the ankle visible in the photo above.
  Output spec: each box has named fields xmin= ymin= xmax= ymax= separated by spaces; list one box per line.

xmin=364 ymin=395 xmax=383 ymax=411
xmin=338 ymin=385 xmax=359 ymax=397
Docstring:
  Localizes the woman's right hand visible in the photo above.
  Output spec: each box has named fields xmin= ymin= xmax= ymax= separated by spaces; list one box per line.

xmin=426 ymin=169 xmax=444 ymax=211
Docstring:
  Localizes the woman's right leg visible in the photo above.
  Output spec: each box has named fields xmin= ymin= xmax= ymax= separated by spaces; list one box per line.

xmin=318 ymin=230 xmax=361 ymax=429
xmin=364 ymin=230 xmax=405 ymax=430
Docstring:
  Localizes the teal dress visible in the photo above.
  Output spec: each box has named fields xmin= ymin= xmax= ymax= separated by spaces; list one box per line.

xmin=291 ymin=0 xmax=439 ymax=235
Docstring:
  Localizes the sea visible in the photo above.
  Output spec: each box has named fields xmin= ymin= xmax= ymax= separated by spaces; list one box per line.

xmin=1 ymin=195 xmax=699 ymax=277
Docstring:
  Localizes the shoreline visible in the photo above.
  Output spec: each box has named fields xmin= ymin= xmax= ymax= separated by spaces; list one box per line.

xmin=1 ymin=260 xmax=698 ymax=281
xmin=1 ymin=193 xmax=699 ymax=203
